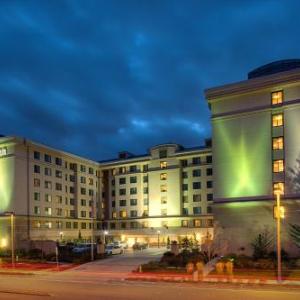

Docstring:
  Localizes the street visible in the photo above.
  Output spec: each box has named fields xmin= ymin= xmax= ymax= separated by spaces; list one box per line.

xmin=0 ymin=248 xmax=299 ymax=299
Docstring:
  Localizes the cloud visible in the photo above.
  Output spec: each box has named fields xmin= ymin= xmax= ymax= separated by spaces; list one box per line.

xmin=0 ymin=0 xmax=299 ymax=160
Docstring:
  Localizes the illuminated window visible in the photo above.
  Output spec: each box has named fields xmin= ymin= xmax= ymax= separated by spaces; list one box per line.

xmin=34 ymin=178 xmax=40 ymax=187
xmin=273 ymin=182 xmax=284 ymax=195
xmin=45 ymin=194 xmax=52 ymax=202
xmin=120 ymin=210 xmax=127 ymax=218
xmin=194 ymin=219 xmax=201 ymax=227
xmin=273 ymin=160 xmax=284 ymax=173
xmin=271 ymin=91 xmax=283 ymax=105
xmin=272 ymin=114 xmax=283 ymax=127
xmin=160 ymin=185 xmax=167 ymax=192
xmin=45 ymin=207 xmax=52 ymax=216
xmin=160 ymin=161 xmax=167 ymax=169
xmin=142 ymin=221 xmax=148 ymax=228
xmin=272 ymin=137 xmax=284 ymax=150
xmin=181 ymin=220 xmax=188 ymax=227
xmin=44 ymin=221 xmax=52 ymax=229
xmin=160 ymin=173 xmax=167 ymax=180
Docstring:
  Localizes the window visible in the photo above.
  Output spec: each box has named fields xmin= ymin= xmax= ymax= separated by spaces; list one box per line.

xmin=130 ymin=187 xmax=137 ymax=195
xmin=80 ymin=165 xmax=86 ymax=172
xmin=160 ymin=173 xmax=167 ymax=180
xmin=80 ymin=176 xmax=86 ymax=184
xmin=81 ymin=199 xmax=86 ymax=206
xmin=45 ymin=194 xmax=52 ymax=202
xmin=81 ymin=211 xmax=86 ymax=218
xmin=88 ymin=178 xmax=94 ymax=185
xmin=142 ymin=210 xmax=149 ymax=217
xmin=111 ymin=190 xmax=115 ymax=197
xmin=182 ymin=172 xmax=188 ymax=179
xmin=130 ymin=176 xmax=137 ymax=184
xmin=119 ymin=200 xmax=127 ymax=206
xmin=194 ymin=220 xmax=201 ymax=227
xmin=207 ymin=206 xmax=213 ymax=214
xmin=273 ymin=137 xmax=284 ymax=150
xmin=89 ymin=189 xmax=94 ymax=196
xmin=271 ymin=91 xmax=283 ymax=105
xmin=0 ymin=147 xmax=7 ymax=156
xmin=160 ymin=161 xmax=167 ymax=169
xmin=66 ymin=222 xmax=71 ymax=229
xmin=55 ymin=195 xmax=62 ymax=204
xmin=44 ymin=154 xmax=52 ymax=163
xmin=56 ymin=183 xmax=62 ymax=191
xmin=273 ymin=182 xmax=284 ymax=195
xmin=112 ymin=200 xmax=116 ymax=208
xmin=69 ymin=186 xmax=75 ymax=194
xmin=70 ymin=198 xmax=75 ymax=205
xmin=160 ymin=185 xmax=167 ymax=192
xmin=70 ymin=175 xmax=76 ymax=182
xmin=193 ymin=169 xmax=201 ymax=177
xmin=130 ymin=199 xmax=137 ymax=206
xmin=120 ymin=210 xmax=127 ymax=218
xmin=143 ymin=165 xmax=148 ymax=172
xmin=119 ymin=177 xmax=126 ymax=184
xmin=130 ymin=221 xmax=138 ymax=229
xmin=159 ymin=149 xmax=167 ymax=158
xmin=192 ymin=157 xmax=201 ymax=165
xmin=34 ymin=192 xmax=40 ymax=201
xmin=121 ymin=222 xmax=127 ymax=229
xmin=70 ymin=163 xmax=77 ymax=171
xmin=207 ymin=193 xmax=213 ymax=201
xmin=182 ymin=220 xmax=188 ymax=227
xmin=207 ymin=181 xmax=213 ymax=188
xmin=34 ymin=151 xmax=40 ymax=160
xmin=129 ymin=165 xmax=137 ymax=173
xmin=143 ymin=198 xmax=149 ymax=205
xmin=45 ymin=207 xmax=52 ymax=216
xmin=119 ymin=189 xmax=126 ymax=196
xmin=112 ymin=212 xmax=117 ymax=219
xmin=182 ymin=184 xmax=188 ymax=191
xmin=273 ymin=160 xmax=284 ymax=173
xmin=130 ymin=210 xmax=137 ymax=218
xmin=81 ymin=222 xmax=87 ymax=229
xmin=89 ymin=167 xmax=94 ymax=175
xmin=110 ymin=223 xmax=116 ymax=229
xmin=55 ymin=157 xmax=62 ymax=166
xmin=119 ymin=167 xmax=126 ymax=174
xmin=182 ymin=208 xmax=188 ymax=215
xmin=45 ymin=181 xmax=52 ymax=189
xmin=193 ymin=194 xmax=201 ymax=202
xmin=56 ymin=170 xmax=62 ymax=178
xmin=45 ymin=221 xmax=52 ymax=229
xmin=34 ymin=165 xmax=40 ymax=173
xmin=73 ymin=222 xmax=78 ymax=229
xmin=206 ymin=155 xmax=212 ymax=164
xmin=181 ymin=160 xmax=188 ymax=167
xmin=193 ymin=182 xmax=201 ymax=189
xmin=56 ymin=208 xmax=62 ymax=216
xmin=34 ymin=178 xmax=40 ymax=187
xmin=272 ymin=113 xmax=283 ymax=127
xmin=206 ymin=168 xmax=213 ymax=176
xmin=34 ymin=206 xmax=40 ymax=215
xmin=182 ymin=195 xmax=188 ymax=203
xmin=81 ymin=188 xmax=86 ymax=195
xmin=143 ymin=176 xmax=148 ymax=183
xmin=193 ymin=207 xmax=202 ymax=215
xmin=142 ymin=221 xmax=148 ymax=228
xmin=161 ymin=196 xmax=167 ymax=204
xmin=161 ymin=209 xmax=167 ymax=216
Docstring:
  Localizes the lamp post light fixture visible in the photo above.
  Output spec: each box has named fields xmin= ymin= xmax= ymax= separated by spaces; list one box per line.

xmin=274 ymin=189 xmax=284 ymax=283
xmin=4 ymin=212 xmax=15 ymax=268
xmin=103 ymin=230 xmax=108 ymax=245
xmin=157 ymin=230 xmax=160 ymax=248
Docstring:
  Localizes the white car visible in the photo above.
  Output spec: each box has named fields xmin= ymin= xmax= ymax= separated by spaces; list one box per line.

xmin=105 ymin=245 xmax=124 ymax=255
xmin=113 ymin=241 xmax=128 ymax=249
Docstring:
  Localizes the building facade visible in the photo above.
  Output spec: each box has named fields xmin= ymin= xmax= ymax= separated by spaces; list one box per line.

xmin=205 ymin=59 xmax=300 ymax=255
xmin=0 ymin=137 xmax=213 ymax=248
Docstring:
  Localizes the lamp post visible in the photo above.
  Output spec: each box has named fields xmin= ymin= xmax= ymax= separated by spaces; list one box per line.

xmin=274 ymin=190 xmax=284 ymax=283
xmin=103 ymin=230 xmax=108 ymax=245
xmin=157 ymin=230 xmax=160 ymax=248
xmin=4 ymin=212 xmax=15 ymax=268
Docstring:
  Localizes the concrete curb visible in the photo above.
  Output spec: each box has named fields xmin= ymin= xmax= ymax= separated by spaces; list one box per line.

xmin=126 ymin=275 xmax=300 ymax=286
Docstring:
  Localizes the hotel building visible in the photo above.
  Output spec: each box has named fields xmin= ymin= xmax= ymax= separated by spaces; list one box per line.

xmin=0 ymin=137 xmax=213 ymax=248
xmin=205 ymin=59 xmax=300 ymax=255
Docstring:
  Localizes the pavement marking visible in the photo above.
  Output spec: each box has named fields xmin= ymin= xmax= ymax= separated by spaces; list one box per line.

xmin=0 ymin=289 xmax=50 ymax=297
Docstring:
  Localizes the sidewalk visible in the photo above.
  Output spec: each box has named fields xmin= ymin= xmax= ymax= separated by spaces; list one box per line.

xmin=126 ymin=272 xmax=300 ymax=286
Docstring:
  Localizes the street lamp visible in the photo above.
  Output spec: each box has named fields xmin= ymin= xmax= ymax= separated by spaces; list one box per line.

xmin=103 ymin=230 xmax=108 ymax=245
xmin=157 ymin=230 xmax=160 ymax=248
xmin=274 ymin=190 xmax=284 ymax=283
xmin=4 ymin=212 xmax=15 ymax=268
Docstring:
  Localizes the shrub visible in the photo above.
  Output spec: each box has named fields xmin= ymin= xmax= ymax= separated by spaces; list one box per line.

xmin=251 ymin=230 xmax=273 ymax=259
xmin=27 ymin=248 xmax=44 ymax=259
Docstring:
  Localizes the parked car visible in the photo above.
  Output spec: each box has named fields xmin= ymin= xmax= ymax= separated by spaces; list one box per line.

xmin=113 ymin=241 xmax=128 ymax=249
xmin=105 ymin=245 xmax=124 ymax=255
xmin=72 ymin=244 xmax=90 ymax=254
xmin=132 ymin=243 xmax=148 ymax=250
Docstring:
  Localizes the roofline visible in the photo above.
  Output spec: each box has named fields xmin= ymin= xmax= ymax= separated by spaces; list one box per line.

xmin=205 ymin=67 xmax=300 ymax=101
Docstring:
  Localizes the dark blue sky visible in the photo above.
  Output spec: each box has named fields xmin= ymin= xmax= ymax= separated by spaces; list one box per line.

xmin=1 ymin=0 xmax=300 ymax=160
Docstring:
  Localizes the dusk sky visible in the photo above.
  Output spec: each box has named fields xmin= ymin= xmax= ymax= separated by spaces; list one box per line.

xmin=1 ymin=0 xmax=300 ymax=160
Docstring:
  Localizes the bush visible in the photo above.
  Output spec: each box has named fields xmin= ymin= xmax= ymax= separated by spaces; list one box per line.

xmin=27 ymin=248 xmax=44 ymax=259
xmin=268 ymin=249 xmax=290 ymax=262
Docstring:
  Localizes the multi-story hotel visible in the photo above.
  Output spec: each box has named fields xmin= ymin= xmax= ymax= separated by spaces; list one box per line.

xmin=0 ymin=137 xmax=213 ymax=248
xmin=205 ymin=59 xmax=300 ymax=255
xmin=1 ymin=59 xmax=300 ymax=254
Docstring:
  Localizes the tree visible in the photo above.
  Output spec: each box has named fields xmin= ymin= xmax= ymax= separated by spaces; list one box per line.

xmin=251 ymin=229 xmax=273 ymax=259
xmin=290 ymin=224 xmax=300 ymax=248
xmin=287 ymin=156 xmax=300 ymax=194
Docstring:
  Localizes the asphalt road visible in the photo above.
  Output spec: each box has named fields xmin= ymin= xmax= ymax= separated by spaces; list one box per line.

xmin=0 ymin=248 xmax=300 ymax=300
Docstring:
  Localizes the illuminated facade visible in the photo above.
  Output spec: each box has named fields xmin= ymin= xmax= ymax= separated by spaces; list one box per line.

xmin=0 ymin=137 xmax=213 ymax=248
xmin=205 ymin=60 xmax=300 ymax=254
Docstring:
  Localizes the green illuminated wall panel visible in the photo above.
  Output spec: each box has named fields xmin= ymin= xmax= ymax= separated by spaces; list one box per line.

xmin=213 ymin=111 xmax=272 ymax=200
